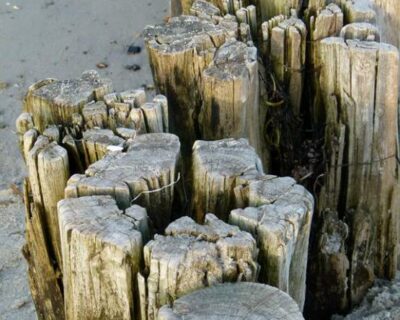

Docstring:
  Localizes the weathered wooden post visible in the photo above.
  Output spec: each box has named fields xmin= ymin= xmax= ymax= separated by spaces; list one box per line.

xmin=143 ymin=16 xmax=229 ymax=155
xmin=158 ymin=283 xmax=304 ymax=320
xmin=305 ymin=3 xmax=343 ymax=124
xmin=230 ymin=176 xmax=314 ymax=309
xmin=310 ymin=37 xmax=399 ymax=315
xmin=58 ymin=196 xmax=148 ymax=320
xmin=139 ymin=214 xmax=259 ymax=319
xmin=144 ymin=14 xmax=266 ymax=165
xmin=191 ymin=138 xmax=264 ymax=222
xmin=261 ymin=12 xmax=307 ymax=117
xmin=16 ymin=72 xmax=172 ymax=318
xmin=191 ymin=138 xmax=313 ymax=308
xmin=65 ymin=133 xmax=181 ymax=232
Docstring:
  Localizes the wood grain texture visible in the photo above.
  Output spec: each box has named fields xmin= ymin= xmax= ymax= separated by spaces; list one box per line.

xmin=23 ymin=71 xmax=113 ymax=132
xmin=158 ymin=282 xmax=304 ymax=320
xmin=306 ymin=3 xmax=343 ymax=124
xmin=317 ymin=37 xmax=399 ymax=308
xmin=22 ymin=179 xmax=64 ymax=320
xmin=340 ymin=22 xmax=380 ymax=41
xmin=140 ymin=214 xmax=259 ymax=320
xmin=144 ymin=16 xmax=230 ymax=155
xmin=230 ymin=176 xmax=314 ymax=309
xmin=262 ymin=13 xmax=307 ymax=117
xmin=58 ymin=196 xmax=147 ymax=320
xmin=65 ymin=133 xmax=181 ymax=231
xmin=191 ymin=138 xmax=264 ymax=223
xmin=200 ymin=39 xmax=262 ymax=156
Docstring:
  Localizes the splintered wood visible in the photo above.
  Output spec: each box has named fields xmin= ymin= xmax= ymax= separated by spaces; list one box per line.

xmin=158 ymin=283 xmax=304 ymax=320
xmin=140 ymin=214 xmax=259 ymax=319
xmin=65 ymin=133 xmax=181 ymax=232
xmin=262 ymin=13 xmax=307 ymax=116
xmin=191 ymin=139 xmax=313 ymax=309
xmin=58 ymin=196 xmax=148 ymax=320
xmin=201 ymin=39 xmax=262 ymax=155
xmin=191 ymin=139 xmax=264 ymax=222
xmin=306 ymin=3 xmax=343 ymax=124
xmin=143 ymin=15 xmax=264 ymax=163
xmin=230 ymin=176 xmax=313 ymax=309
xmin=316 ymin=38 xmax=399 ymax=310
xmin=16 ymin=71 xmax=172 ymax=320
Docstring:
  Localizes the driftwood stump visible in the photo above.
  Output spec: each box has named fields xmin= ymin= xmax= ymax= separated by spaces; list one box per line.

xmin=58 ymin=196 xmax=148 ymax=320
xmin=16 ymin=72 xmax=172 ymax=319
xmin=191 ymin=138 xmax=264 ymax=222
xmin=200 ymin=39 xmax=262 ymax=154
xmin=314 ymin=37 xmax=399 ymax=311
xmin=139 ymin=214 xmax=259 ymax=320
xmin=261 ymin=12 xmax=307 ymax=117
xmin=65 ymin=133 xmax=181 ymax=232
xmin=144 ymin=15 xmax=265 ymax=165
xmin=158 ymin=282 xmax=304 ymax=320
xmin=230 ymin=176 xmax=314 ymax=309
xmin=191 ymin=138 xmax=313 ymax=308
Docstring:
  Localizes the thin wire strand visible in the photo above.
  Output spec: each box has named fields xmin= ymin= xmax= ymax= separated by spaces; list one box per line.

xmin=130 ymin=173 xmax=181 ymax=204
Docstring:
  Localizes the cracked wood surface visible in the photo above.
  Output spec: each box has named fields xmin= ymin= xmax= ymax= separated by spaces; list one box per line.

xmin=58 ymin=196 xmax=148 ymax=320
xmin=140 ymin=214 xmax=259 ymax=320
xmin=191 ymin=138 xmax=264 ymax=222
xmin=158 ymin=282 xmax=304 ymax=320
xmin=65 ymin=133 xmax=181 ymax=232
xmin=262 ymin=13 xmax=307 ymax=117
xmin=230 ymin=176 xmax=314 ymax=310
xmin=317 ymin=37 xmax=399 ymax=309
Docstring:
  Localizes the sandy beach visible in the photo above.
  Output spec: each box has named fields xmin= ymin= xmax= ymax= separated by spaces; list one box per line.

xmin=0 ymin=0 xmax=166 ymax=318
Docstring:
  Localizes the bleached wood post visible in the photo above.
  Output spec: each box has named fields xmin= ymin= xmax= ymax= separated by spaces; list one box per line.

xmin=340 ymin=22 xmax=380 ymax=41
xmin=200 ymin=39 xmax=263 ymax=156
xmin=23 ymin=71 xmax=113 ymax=133
xmin=158 ymin=283 xmax=304 ymax=320
xmin=144 ymin=16 xmax=231 ymax=155
xmin=305 ymin=3 xmax=343 ymax=124
xmin=230 ymin=176 xmax=314 ymax=310
xmin=16 ymin=72 xmax=172 ymax=319
xmin=317 ymin=37 xmax=399 ymax=308
xmin=254 ymin=0 xmax=302 ymax=22
xmin=65 ymin=133 xmax=181 ymax=232
xmin=139 ymin=214 xmax=259 ymax=320
xmin=58 ymin=196 xmax=148 ymax=320
xmin=335 ymin=0 xmax=376 ymax=24
xmin=261 ymin=12 xmax=307 ymax=117
xmin=191 ymin=139 xmax=264 ymax=223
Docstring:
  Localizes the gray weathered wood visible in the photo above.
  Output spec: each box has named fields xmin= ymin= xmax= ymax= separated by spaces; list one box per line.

xmin=261 ymin=13 xmax=307 ymax=117
xmin=200 ymin=39 xmax=263 ymax=157
xmin=23 ymin=71 xmax=113 ymax=132
xmin=230 ymin=176 xmax=314 ymax=309
xmin=317 ymin=37 xmax=399 ymax=308
xmin=140 ymin=214 xmax=259 ymax=320
xmin=254 ymin=0 xmax=302 ymax=22
xmin=191 ymin=138 xmax=264 ymax=222
xmin=306 ymin=3 xmax=343 ymax=124
xmin=340 ymin=22 xmax=380 ymax=41
xmin=58 ymin=196 xmax=148 ymax=320
xmin=144 ymin=16 xmax=231 ymax=154
xmin=158 ymin=282 xmax=304 ymax=320
xmin=335 ymin=0 xmax=376 ymax=24
xmin=22 ymin=179 xmax=64 ymax=320
xmin=65 ymin=133 xmax=181 ymax=232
